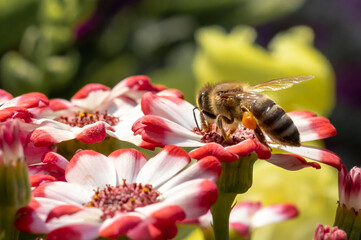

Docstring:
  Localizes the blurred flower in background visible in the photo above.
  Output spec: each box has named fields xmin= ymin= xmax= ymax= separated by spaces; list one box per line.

xmin=313 ymin=224 xmax=347 ymax=240
xmin=184 ymin=201 xmax=299 ymax=240
xmin=236 ymin=161 xmax=338 ymax=240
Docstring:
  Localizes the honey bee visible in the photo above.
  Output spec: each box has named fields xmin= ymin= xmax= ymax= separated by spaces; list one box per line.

xmin=196 ymin=76 xmax=314 ymax=147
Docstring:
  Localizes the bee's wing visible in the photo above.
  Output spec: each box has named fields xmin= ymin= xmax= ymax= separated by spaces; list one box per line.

xmin=244 ymin=75 xmax=314 ymax=92
xmin=231 ymin=92 xmax=260 ymax=101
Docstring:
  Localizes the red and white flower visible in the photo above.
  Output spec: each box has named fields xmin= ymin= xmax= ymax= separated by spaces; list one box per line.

xmin=338 ymin=165 xmax=361 ymax=211
xmin=0 ymin=91 xmax=49 ymax=114
xmin=0 ymin=89 xmax=13 ymax=105
xmin=28 ymin=152 xmax=68 ymax=187
xmin=228 ymin=202 xmax=298 ymax=239
xmin=15 ymin=145 xmax=220 ymax=240
xmin=0 ymin=91 xmax=55 ymax=165
xmin=0 ymin=112 xmax=54 ymax=165
xmin=29 ymin=75 xmax=179 ymax=147
xmin=132 ymin=92 xmax=341 ymax=170
xmin=313 ymin=224 xmax=347 ymax=240
xmin=0 ymin=90 xmax=50 ymax=125
xmin=332 ymin=165 xmax=361 ymax=239
xmin=189 ymin=201 xmax=298 ymax=239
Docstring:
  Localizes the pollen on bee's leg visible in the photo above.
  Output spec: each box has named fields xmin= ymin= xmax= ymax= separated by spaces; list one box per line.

xmin=242 ymin=112 xmax=257 ymax=130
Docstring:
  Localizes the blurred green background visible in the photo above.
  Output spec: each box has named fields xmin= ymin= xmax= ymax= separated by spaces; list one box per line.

xmin=1 ymin=0 xmax=360 ymax=239
xmin=1 ymin=0 xmax=358 ymax=168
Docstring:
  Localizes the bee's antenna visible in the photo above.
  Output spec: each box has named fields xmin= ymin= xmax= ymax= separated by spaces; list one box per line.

xmin=193 ymin=107 xmax=201 ymax=132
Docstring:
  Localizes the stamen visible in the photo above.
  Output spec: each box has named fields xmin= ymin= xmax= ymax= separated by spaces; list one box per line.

xmin=84 ymin=180 xmax=161 ymax=220
xmin=193 ymin=125 xmax=256 ymax=146
xmin=55 ymin=110 xmax=119 ymax=127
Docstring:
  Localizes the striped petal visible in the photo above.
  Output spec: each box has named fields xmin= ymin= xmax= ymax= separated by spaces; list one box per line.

xmin=158 ymin=156 xmax=221 ymax=193
xmin=73 ymin=121 xmax=109 ymax=144
xmin=288 ymin=110 xmax=317 ymax=121
xmin=111 ymin=105 xmax=157 ymax=150
xmin=15 ymin=197 xmax=66 ymax=233
xmin=251 ymin=203 xmax=299 ymax=228
xmin=99 ymin=213 xmax=143 ymax=239
xmin=156 ymin=89 xmax=184 ymax=99
xmin=46 ymin=207 xmax=102 ymax=228
xmin=295 ymin=116 xmax=336 ymax=142
xmin=23 ymin=141 xmax=54 ymax=165
xmin=49 ymin=98 xmax=74 ymax=111
xmin=0 ymin=107 xmax=33 ymax=123
xmin=136 ymin=145 xmax=190 ymax=188
xmin=46 ymin=223 xmax=101 ymax=240
xmin=0 ymin=89 xmax=13 ymax=105
xmin=226 ymin=139 xmax=272 ymax=160
xmin=71 ymin=83 xmax=111 ymax=110
xmin=32 ymin=182 xmax=93 ymax=205
xmin=265 ymin=153 xmax=320 ymax=170
xmin=42 ymin=152 xmax=68 ymax=172
xmin=30 ymin=125 xmax=74 ymax=147
xmin=160 ymin=179 xmax=218 ymax=219
xmin=110 ymin=75 xmax=162 ymax=100
xmin=338 ymin=165 xmax=361 ymax=210
xmin=66 ymin=150 xmax=116 ymax=190
xmin=108 ymin=149 xmax=147 ymax=184
xmin=1 ymin=92 xmax=48 ymax=109
xmin=229 ymin=202 xmax=262 ymax=226
xmin=30 ymin=174 xmax=56 ymax=187
xmin=270 ymin=144 xmax=342 ymax=170
xmin=132 ymin=115 xmax=203 ymax=147
xmin=46 ymin=205 xmax=84 ymax=222
xmin=129 ymin=206 xmax=184 ymax=240
xmin=141 ymin=92 xmax=196 ymax=130
xmin=189 ymin=143 xmax=239 ymax=162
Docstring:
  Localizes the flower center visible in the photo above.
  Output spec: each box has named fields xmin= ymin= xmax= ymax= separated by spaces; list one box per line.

xmin=193 ymin=124 xmax=256 ymax=146
xmin=84 ymin=180 xmax=161 ymax=220
xmin=55 ymin=111 xmax=119 ymax=127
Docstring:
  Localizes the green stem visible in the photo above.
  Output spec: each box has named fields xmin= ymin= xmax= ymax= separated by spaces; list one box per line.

xmin=334 ymin=205 xmax=361 ymax=240
xmin=217 ymin=155 xmax=257 ymax=194
xmin=211 ymin=192 xmax=237 ymax=240
xmin=0 ymin=207 xmax=19 ymax=240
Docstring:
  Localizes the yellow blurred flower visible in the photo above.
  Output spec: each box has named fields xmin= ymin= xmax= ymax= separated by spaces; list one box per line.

xmin=193 ymin=25 xmax=335 ymax=116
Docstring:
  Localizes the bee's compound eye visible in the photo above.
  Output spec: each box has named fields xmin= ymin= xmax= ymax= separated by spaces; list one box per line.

xmin=198 ymin=92 xmax=206 ymax=108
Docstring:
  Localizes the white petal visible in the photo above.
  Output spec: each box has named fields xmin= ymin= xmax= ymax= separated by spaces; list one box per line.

xmin=33 ymin=182 xmax=93 ymax=205
xmin=141 ymin=92 xmax=198 ymax=130
xmin=72 ymin=90 xmax=110 ymax=111
xmin=158 ymin=156 xmax=221 ymax=193
xmin=108 ymin=149 xmax=147 ymax=184
xmin=270 ymin=144 xmax=341 ymax=169
xmin=136 ymin=146 xmax=190 ymax=188
xmin=66 ymin=150 xmax=117 ymax=190
xmin=251 ymin=204 xmax=298 ymax=228
xmin=161 ymin=179 xmax=218 ymax=218
xmin=229 ymin=202 xmax=262 ymax=226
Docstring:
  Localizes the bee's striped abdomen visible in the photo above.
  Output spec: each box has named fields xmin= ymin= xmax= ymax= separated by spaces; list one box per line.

xmin=248 ymin=95 xmax=300 ymax=146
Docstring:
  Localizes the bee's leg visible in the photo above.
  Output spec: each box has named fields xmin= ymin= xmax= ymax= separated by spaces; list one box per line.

xmin=226 ymin=122 xmax=238 ymax=136
xmin=216 ymin=114 xmax=234 ymax=142
xmin=215 ymin=115 xmax=225 ymax=139
xmin=199 ymin=111 xmax=210 ymax=132
xmin=254 ymin=126 xmax=272 ymax=151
